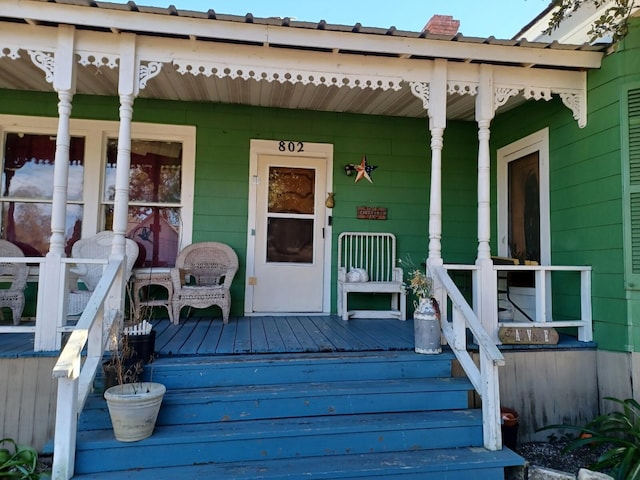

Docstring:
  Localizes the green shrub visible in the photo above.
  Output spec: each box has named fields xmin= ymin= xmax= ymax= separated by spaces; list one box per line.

xmin=543 ymin=397 xmax=640 ymax=479
xmin=0 ymin=438 xmax=40 ymax=479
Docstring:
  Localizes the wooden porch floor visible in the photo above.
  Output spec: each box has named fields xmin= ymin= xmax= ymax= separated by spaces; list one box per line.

xmin=0 ymin=316 xmax=415 ymax=358
xmin=153 ymin=316 xmax=415 ymax=356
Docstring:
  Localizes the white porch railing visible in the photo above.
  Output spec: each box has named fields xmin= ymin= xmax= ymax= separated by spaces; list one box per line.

xmin=492 ymin=264 xmax=592 ymax=342
xmin=50 ymin=256 xmax=126 ymax=480
xmin=430 ymin=264 xmax=505 ymax=451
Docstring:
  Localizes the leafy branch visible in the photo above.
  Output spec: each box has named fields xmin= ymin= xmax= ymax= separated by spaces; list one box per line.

xmin=544 ymin=0 xmax=639 ymax=43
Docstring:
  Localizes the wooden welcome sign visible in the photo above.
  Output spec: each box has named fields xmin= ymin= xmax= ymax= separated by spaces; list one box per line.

xmin=357 ymin=206 xmax=387 ymax=220
xmin=499 ymin=326 xmax=559 ymax=345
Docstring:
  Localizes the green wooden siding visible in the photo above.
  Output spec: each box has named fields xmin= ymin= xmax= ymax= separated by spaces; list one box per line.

xmin=0 ymin=90 xmax=479 ymax=315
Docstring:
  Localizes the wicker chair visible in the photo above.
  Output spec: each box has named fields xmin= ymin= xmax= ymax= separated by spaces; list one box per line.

xmin=170 ymin=242 xmax=238 ymax=324
xmin=68 ymin=231 xmax=139 ymax=315
xmin=0 ymin=240 xmax=28 ymax=325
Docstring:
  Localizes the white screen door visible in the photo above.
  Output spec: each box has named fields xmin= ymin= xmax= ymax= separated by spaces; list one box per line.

xmin=249 ymin=153 xmax=327 ymax=312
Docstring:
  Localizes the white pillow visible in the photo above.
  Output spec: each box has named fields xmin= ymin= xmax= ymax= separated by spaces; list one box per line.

xmin=346 ymin=267 xmax=369 ymax=282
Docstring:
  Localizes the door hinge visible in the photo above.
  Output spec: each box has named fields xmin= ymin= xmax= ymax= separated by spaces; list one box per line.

xmin=248 ymin=276 xmax=257 ymax=286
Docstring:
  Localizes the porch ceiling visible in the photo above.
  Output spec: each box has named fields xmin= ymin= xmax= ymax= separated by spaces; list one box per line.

xmin=0 ymin=0 xmax=606 ymax=121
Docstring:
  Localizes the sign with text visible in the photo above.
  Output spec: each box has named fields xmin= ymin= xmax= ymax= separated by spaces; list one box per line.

xmin=357 ymin=206 xmax=387 ymax=220
xmin=498 ymin=326 xmax=559 ymax=345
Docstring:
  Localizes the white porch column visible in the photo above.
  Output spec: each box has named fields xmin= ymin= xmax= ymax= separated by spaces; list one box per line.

xmin=35 ymin=25 xmax=76 ymax=350
xmin=427 ymin=59 xmax=447 ymax=267
xmin=474 ymin=64 xmax=498 ymax=341
xmin=104 ymin=34 xmax=139 ymax=327
xmin=410 ymin=60 xmax=447 ymax=269
xmin=112 ymin=34 xmax=139 ymax=257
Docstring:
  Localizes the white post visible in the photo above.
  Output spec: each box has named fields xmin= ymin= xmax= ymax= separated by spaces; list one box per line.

xmin=474 ymin=65 xmax=498 ymax=342
xmin=105 ymin=34 xmax=139 ymax=328
xmin=35 ymin=25 xmax=76 ymax=351
xmin=480 ymin=350 xmax=502 ymax=450
xmin=51 ymin=366 xmax=79 ymax=480
xmin=427 ymin=59 xmax=447 ymax=266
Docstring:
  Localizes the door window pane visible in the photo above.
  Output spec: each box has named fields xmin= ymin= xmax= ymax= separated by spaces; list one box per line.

xmin=266 ymin=218 xmax=314 ymax=263
xmin=268 ymin=167 xmax=315 ymax=214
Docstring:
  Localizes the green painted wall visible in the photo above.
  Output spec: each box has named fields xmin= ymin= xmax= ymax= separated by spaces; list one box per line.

xmin=492 ymin=18 xmax=640 ymax=352
xmin=0 ymin=90 xmax=478 ymax=316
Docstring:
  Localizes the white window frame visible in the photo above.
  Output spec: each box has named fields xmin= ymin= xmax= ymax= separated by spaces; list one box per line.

xmin=0 ymin=114 xmax=195 ymax=255
xmin=496 ymin=127 xmax=551 ymax=265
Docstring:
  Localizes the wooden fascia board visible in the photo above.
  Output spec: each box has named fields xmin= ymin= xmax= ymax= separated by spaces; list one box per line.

xmin=0 ymin=24 xmax=588 ymax=96
xmin=4 ymin=0 xmax=603 ymax=70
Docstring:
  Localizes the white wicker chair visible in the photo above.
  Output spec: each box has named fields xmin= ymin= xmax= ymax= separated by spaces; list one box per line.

xmin=68 ymin=231 xmax=139 ymax=315
xmin=170 ymin=242 xmax=238 ymax=324
xmin=0 ymin=240 xmax=28 ymax=325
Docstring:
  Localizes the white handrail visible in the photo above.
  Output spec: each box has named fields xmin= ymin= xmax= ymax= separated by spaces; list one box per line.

xmin=431 ymin=264 xmax=505 ymax=451
xmin=51 ymin=257 xmax=124 ymax=480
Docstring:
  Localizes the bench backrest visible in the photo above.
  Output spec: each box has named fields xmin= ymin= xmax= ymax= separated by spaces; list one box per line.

xmin=338 ymin=232 xmax=398 ymax=282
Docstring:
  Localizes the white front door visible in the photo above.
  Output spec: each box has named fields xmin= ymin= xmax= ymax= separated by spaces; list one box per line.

xmin=245 ymin=140 xmax=333 ymax=314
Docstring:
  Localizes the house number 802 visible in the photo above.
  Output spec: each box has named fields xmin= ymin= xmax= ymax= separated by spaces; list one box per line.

xmin=279 ymin=141 xmax=304 ymax=152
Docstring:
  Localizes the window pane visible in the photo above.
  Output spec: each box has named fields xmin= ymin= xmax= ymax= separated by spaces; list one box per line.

xmin=105 ymin=205 xmax=180 ymax=267
xmin=266 ymin=218 xmax=314 ymax=263
xmin=2 ymin=202 xmax=82 ymax=256
xmin=104 ymin=139 xmax=182 ymax=203
xmin=3 ymin=132 xmax=85 ymax=201
xmin=268 ymin=167 xmax=315 ymax=214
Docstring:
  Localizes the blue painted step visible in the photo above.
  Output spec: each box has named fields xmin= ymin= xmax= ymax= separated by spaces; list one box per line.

xmin=76 ymin=409 xmax=483 ymax=473
xmin=80 ymin=376 xmax=472 ymax=430
xmin=72 ymin=447 xmax=523 ymax=480
xmin=74 ymin=351 xmax=524 ymax=479
xmin=143 ymin=351 xmax=456 ymax=388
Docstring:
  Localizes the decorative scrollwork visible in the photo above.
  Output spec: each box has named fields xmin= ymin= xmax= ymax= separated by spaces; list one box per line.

xmin=1 ymin=46 xmax=20 ymax=60
xmin=27 ymin=50 xmax=55 ymax=84
xmin=559 ymin=91 xmax=586 ymax=128
xmin=409 ymin=82 xmax=429 ymax=110
xmin=77 ymin=52 xmax=118 ymax=69
xmin=447 ymin=81 xmax=477 ymax=96
xmin=139 ymin=61 xmax=163 ymax=90
xmin=173 ymin=60 xmax=403 ymax=91
xmin=495 ymin=86 xmax=521 ymax=109
xmin=523 ymin=87 xmax=552 ymax=102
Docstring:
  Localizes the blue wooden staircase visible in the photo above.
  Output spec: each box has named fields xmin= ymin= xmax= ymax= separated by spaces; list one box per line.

xmin=71 ymin=351 xmax=524 ymax=479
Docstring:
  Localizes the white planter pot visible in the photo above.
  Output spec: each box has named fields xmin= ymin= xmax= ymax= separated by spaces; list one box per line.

xmin=104 ymin=382 xmax=166 ymax=442
xmin=414 ymin=298 xmax=442 ymax=355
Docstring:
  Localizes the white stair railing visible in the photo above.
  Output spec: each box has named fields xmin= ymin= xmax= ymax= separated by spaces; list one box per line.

xmin=51 ymin=255 xmax=125 ymax=480
xmin=430 ymin=264 xmax=505 ymax=451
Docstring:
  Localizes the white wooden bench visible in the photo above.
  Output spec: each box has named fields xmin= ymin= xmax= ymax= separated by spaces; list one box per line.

xmin=337 ymin=232 xmax=406 ymax=321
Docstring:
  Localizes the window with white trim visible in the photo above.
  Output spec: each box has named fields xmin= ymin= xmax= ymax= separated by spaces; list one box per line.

xmin=0 ymin=115 xmax=195 ymax=266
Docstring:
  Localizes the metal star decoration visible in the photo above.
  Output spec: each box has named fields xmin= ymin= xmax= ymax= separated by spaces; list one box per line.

xmin=354 ymin=156 xmax=377 ymax=183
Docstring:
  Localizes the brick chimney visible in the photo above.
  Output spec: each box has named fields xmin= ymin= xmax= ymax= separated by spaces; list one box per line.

xmin=423 ymin=15 xmax=460 ymax=36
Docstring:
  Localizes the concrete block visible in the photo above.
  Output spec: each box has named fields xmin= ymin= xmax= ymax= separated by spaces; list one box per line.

xmin=577 ymin=468 xmax=613 ymax=480
xmin=529 ymin=465 xmax=575 ymax=480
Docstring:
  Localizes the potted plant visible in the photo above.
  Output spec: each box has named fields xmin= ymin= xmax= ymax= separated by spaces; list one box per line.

xmin=402 ymin=259 xmax=441 ymax=354
xmin=102 ymin=313 xmax=165 ymax=443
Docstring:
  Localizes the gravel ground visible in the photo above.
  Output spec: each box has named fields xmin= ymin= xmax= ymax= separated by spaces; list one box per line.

xmin=516 ymin=440 xmax=613 ymax=475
